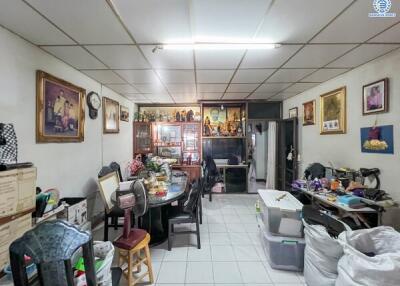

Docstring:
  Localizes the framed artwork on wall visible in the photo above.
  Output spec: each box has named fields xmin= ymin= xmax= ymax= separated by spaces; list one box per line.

xmin=120 ymin=105 xmax=129 ymax=122
xmin=302 ymin=100 xmax=316 ymax=126
xmin=362 ymin=78 xmax=389 ymax=115
xmin=288 ymin=107 xmax=298 ymax=118
xmin=320 ymin=87 xmax=346 ymax=135
xmin=360 ymin=125 xmax=393 ymax=154
xmin=36 ymin=70 xmax=85 ymax=143
xmin=103 ymin=97 xmax=119 ymax=133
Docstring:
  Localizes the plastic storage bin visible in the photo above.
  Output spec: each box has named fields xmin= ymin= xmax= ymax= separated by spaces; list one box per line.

xmin=258 ymin=215 xmax=305 ymax=271
xmin=257 ymin=189 xmax=303 ymax=237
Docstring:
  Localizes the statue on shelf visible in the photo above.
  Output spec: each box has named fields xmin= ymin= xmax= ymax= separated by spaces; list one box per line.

xmin=204 ymin=116 xmax=212 ymax=136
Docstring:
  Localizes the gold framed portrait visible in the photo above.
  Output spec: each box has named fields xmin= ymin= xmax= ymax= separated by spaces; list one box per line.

xmin=302 ymin=100 xmax=316 ymax=126
xmin=36 ymin=70 xmax=85 ymax=143
xmin=320 ymin=87 xmax=346 ymax=135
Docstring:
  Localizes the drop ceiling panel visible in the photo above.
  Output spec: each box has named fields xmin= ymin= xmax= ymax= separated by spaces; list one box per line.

xmin=301 ymin=68 xmax=349 ymax=82
xmin=283 ymin=82 xmax=319 ymax=93
xmin=192 ymin=0 xmax=272 ymax=39
xmin=85 ymin=45 xmax=149 ymax=69
xmin=195 ymin=50 xmax=245 ymax=69
xmin=172 ymin=94 xmax=198 ymax=103
xmin=255 ymin=83 xmax=291 ymax=93
xmin=256 ymin=0 xmax=352 ymax=43
xmin=200 ymin=93 xmax=224 ymax=99
xmin=223 ymin=92 xmax=249 ymax=100
xmin=241 ymin=45 xmax=302 ymax=68
xmin=267 ymin=69 xmax=317 ymax=83
xmin=232 ymin=69 xmax=275 ymax=83
xmin=112 ymin=0 xmax=191 ymax=43
xmin=226 ymin=84 xmax=259 ymax=92
xmin=196 ymin=70 xmax=235 ymax=83
xmin=81 ymin=70 xmax=125 ymax=84
xmin=270 ymin=92 xmax=298 ymax=101
xmin=327 ymin=44 xmax=400 ymax=68
xmin=166 ymin=84 xmax=196 ymax=93
xmin=105 ymin=84 xmax=140 ymax=93
xmin=134 ymin=83 xmax=169 ymax=94
xmin=124 ymin=94 xmax=150 ymax=102
xmin=283 ymin=44 xmax=356 ymax=68
xmin=368 ymin=23 xmax=400 ymax=43
xmin=0 ymin=1 xmax=74 ymax=45
xmin=141 ymin=46 xmax=194 ymax=69
xmin=114 ymin=70 xmax=160 ymax=84
xmin=41 ymin=46 xmax=107 ymax=69
xmin=26 ymin=0 xmax=132 ymax=44
xmin=248 ymin=92 xmax=277 ymax=100
xmin=156 ymin=70 xmax=195 ymax=83
xmin=197 ymin=84 xmax=227 ymax=93
xmin=311 ymin=1 xmax=400 ymax=43
xmin=148 ymin=94 xmax=174 ymax=103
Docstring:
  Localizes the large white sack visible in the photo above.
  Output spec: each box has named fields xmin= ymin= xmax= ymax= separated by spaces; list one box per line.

xmin=304 ymin=247 xmax=338 ymax=286
xmin=336 ymin=226 xmax=400 ymax=286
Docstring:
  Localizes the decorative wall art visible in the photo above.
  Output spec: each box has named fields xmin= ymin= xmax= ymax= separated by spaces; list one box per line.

xmin=302 ymin=100 xmax=316 ymax=126
xmin=320 ymin=87 xmax=346 ymax=135
xmin=120 ymin=105 xmax=129 ymax=122
xmin=103 ymin=97 xmax=119 ymax=133
xmin=288 ymin=107 xmax=298 ymax=118
xmin=360 ymin=125 xmax=393 ymax=154
xmin=36 ymin=70 xmax=85 ymax=143
xmin=362 ymin=78 xmax=389 ymax=115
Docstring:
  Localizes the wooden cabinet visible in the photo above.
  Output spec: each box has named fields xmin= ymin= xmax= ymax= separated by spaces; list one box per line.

xmin=133 ymin=122 xmax=152 ymax=154
xmin=172 ymin=165 xmax=201 ymax=182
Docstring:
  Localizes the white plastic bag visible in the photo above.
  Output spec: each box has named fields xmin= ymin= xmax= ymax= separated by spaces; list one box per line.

xmin=336 ymin=226 xmax=400 ymax=286
xmin=303 ymin=219 xmax=345 ymax=286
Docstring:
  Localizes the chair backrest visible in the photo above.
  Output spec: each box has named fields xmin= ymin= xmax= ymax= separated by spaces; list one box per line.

xmin=9 ymin=220 xmax=96 ymax=286
xmin=98 ymin=166 xmax=114 ymax=178
xmin=182 ymin=180 xmax=201 ymax=216
xmin=204 ymin=156 xmax=218 ymax=177
xmin=109 ymin=162 xmax=123 ymax=182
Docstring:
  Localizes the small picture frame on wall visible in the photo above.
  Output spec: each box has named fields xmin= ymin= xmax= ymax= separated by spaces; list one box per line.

xmin=362 ymin=78 xmax=389 ymax=115
xmin=288 ymin=107 xmax=298 ymax=118
xmin=120 ymin=105 xmax=129 ymax=122
xmin=103 ymin=97 xmax=119 ymax=133
xmin=302 ymin=100 xmax=316 ymax=126
xmin=36 ymin=70 xmax=85 ymax=143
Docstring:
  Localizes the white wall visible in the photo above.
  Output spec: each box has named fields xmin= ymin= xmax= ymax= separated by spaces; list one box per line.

xmin=283 ymin=49 xmax=400 ymax=201
xmin=0 ymin=27 xmax=135 ymax=218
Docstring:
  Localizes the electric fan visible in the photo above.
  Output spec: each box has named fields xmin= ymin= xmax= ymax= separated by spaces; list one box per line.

xmin=115 ymin=180 xmax=148 ymax=243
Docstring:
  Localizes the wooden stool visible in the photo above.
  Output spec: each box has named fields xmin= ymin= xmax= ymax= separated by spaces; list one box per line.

xmin=116 ymin=233 xmax=154 ymax=285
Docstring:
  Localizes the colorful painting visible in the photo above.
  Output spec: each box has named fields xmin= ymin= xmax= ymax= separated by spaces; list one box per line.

xmin=120 ymin=105 xmax=129 ymax=122
xmin=320 ymin=87 xmax=346 ymax=134
xmin=363 ymin=78 xmax=389 ymax=115
xmin=36 ymin=70 xmax=85 ymax=143
xmin=103 ymin=97 xmax=119 ymax=133
xmin=303 ymin=100 xmax=316 ymax=126
xmin=361 ymin=125 xmax=393 ymax=154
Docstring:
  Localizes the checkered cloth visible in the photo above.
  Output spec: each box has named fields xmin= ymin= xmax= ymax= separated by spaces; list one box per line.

xmin=0 ymin=123 xmax=18 ymax=164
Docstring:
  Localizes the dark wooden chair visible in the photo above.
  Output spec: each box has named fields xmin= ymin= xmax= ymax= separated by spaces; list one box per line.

xmin=168 ymin=180 xmax=202 ymax=251
xmin=9 ymin=220 xmax=97 ymax=286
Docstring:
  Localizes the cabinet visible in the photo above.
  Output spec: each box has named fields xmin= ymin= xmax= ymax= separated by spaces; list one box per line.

xmin=133 ymin=122 xmax=152 ymax=154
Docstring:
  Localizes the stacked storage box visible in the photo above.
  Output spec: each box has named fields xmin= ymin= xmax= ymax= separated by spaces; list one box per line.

xmin=257 ymin=189 xmax=305 ymax=271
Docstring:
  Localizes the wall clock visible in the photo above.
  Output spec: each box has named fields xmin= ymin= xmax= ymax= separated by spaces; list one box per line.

xmin=87 ymin=91 xmax=101 ymax=119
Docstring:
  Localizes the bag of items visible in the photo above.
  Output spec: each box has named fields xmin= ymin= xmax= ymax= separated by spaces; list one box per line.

xmin=0 ymin=123 xmax=18 ymax=164
xmin=336 ymin=226 xmax=400 ymax=286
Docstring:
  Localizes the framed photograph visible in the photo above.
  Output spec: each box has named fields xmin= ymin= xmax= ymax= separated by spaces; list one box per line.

xmin=120 ymin=105 xmax=129 ymax=122
xmin=362 ymin=78 xmax=389 ymax=115
xmin=103 ymin=97 xmax=119 ymax=133
xmin=36 ymin=70 xmax=85 ymax=143
xmin=288 ymin=107 xmax=298 ymax=118
xmin=320 ymin=87 xmax=346 ymax=135
xmin=360 ymin=125 xmax=393 ymax=154
xmin=302 ymin=100 xmax=316 ymax=126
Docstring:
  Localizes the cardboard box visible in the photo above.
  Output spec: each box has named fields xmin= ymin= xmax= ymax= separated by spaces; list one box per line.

xmin=58 ymin=197 xmax=87 ymax=226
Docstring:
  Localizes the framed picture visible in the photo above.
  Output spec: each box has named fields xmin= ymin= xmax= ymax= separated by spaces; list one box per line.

xmin=302 ymin=100 xmax=316 ymax=126
xmin=120 ymin=105 xmax=129 ymax=122
xmin=36 ymin=70 xmax=85 ymax=143
xmin=360 ymin=125 xmax=393 ymax=154
xmin=320 ymin=87 xmax=346 ymax=135
xmin=362 ymin=78 xmax=389 ymax=115
xmin=103 ymin=97 xmax=119 ymax=133
xmin=288 ymin=107 xmax=298 ymax=118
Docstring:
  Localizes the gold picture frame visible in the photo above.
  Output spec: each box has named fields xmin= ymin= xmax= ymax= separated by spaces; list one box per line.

xmin=103 ymin=97 xmax=120 ymax=133
xmin=302 ymin=100 xmax=316 ymax=126
xmin=320 ymin=87 xmax=346 ymax=135
xmin=36 ymin=70 xmax=85 ymax=143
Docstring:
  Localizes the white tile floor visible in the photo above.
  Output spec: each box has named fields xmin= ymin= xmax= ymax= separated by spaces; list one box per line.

xmin=94 ymin=194 xmax=305 ymax=286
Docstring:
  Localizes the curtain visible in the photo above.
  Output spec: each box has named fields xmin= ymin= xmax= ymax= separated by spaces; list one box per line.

xmin=266 ymin=121 xmax=277 ymax=189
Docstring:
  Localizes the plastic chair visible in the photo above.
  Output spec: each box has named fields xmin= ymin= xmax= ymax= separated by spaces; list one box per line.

xmin=9 ymin=220 xmax=96 ymax=286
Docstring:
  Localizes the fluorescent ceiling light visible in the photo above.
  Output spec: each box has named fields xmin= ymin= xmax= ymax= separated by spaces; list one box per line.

xmin=162 ymin=43 xmax=281 ymax=50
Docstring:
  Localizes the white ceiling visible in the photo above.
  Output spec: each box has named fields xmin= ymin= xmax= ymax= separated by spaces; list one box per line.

xmin=0 ymin=0 xmax=399 ymax=103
